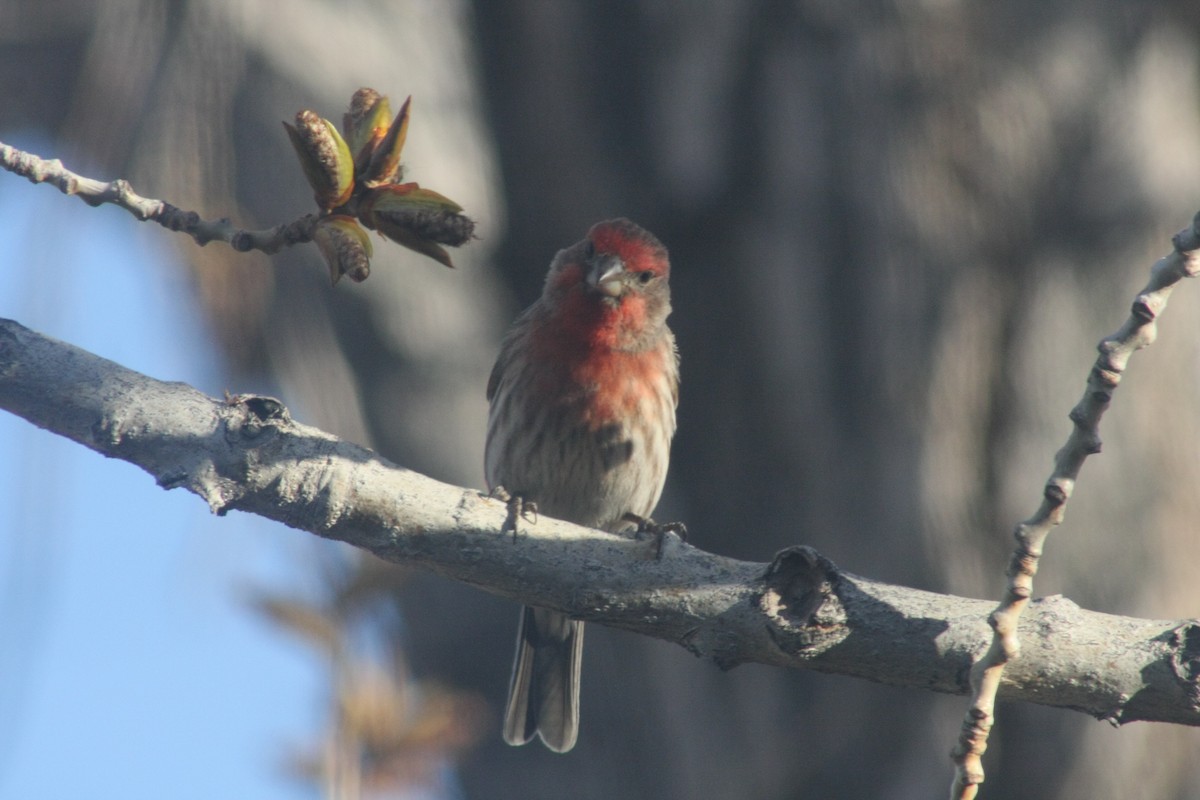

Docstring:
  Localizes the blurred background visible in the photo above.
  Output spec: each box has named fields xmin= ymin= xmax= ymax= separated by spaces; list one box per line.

xmin=2 ymin=1 xmax=1200 ymax=798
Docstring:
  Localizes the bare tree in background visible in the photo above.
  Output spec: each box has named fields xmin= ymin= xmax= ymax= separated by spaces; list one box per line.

xmin=3 ymin=1 xmax=1200 ymax=798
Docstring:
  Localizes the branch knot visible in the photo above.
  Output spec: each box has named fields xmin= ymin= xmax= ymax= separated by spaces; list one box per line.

xmin=758 ymin=546 xmax=847 ymax=656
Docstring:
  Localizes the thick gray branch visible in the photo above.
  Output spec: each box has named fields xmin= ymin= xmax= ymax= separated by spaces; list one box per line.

xmin=1 ymin=317 xmax=1197 ymax=726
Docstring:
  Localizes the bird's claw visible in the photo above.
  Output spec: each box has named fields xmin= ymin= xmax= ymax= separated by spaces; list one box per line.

xmin=623 ymin=512 xmax=688 ymax=559
xmin=491 ymin=486 xmax=538 ymax=541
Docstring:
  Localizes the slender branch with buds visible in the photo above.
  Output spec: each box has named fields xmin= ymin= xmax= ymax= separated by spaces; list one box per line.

xmin=0 ymin=88 xmax=474 ymax=281
xmin=948 ymin=216 xmax=1200 ymax=799
xmin=0 ymin=141 xmax=319 ymax=253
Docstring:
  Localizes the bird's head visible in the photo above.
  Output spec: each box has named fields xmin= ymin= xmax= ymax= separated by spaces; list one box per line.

xmin=542 ymin=218 xmax=672 ymax=348
xmin=582 ymin=218 xmax=670 ymax=301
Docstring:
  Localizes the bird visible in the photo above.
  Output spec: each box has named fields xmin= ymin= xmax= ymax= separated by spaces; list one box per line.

xmin=484 ymin=217 xmax=679 ymax=752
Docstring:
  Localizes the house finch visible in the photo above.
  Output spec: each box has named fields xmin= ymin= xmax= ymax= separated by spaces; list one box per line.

xmin=485 ymin=218 xmax=679 ymax=752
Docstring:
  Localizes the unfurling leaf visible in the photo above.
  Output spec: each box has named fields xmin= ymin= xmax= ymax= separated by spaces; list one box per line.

xmin=361 ymin=182 xmax=464 ymax=215
xmin=379 ymin=226 xmax=455 ymax=268
xmin=343 ymin=88 xmax=392 ymax=175
xmin=360 ymin=184 xmax=474 ymax=242
xmin=362 ymin=96 xmax=412 ymax=187
xmin=313 ymin=215 xmax=373 ymax=284
xmin=358 ymin=184 xmax=475 ymax=267
xmin=283 ymin=110 xmax=355 ymax=210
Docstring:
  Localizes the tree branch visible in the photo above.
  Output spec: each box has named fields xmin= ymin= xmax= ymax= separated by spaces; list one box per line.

xmin=0 ymin=140 xmax=319 ymax=253
xmin=949 ymin=215 xmax=1200 ymax=798
xmin=1 ymin=316 xmax=1198 ymax=727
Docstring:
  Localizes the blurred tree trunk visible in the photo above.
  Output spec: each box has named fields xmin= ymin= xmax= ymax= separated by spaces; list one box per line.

xmin=4 ymin=1 xmax=1200 ymax=798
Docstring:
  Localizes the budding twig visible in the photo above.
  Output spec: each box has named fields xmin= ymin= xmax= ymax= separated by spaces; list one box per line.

xmin=948 ymin=214 xmax=1200 ymax=799
xmin=0 ymin=140 xmax=319 ymax=254
xmin=3 ymin=86 xmax=475 ymax=281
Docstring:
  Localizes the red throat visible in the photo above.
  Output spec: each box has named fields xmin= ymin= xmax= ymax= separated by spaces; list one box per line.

xmin=531 ymin=304 xmax=669 ymax=426
xmin=532 ymin=267 xmax=663 ymax=425
xmin=547 ymin=266 xmax=648 ymax=350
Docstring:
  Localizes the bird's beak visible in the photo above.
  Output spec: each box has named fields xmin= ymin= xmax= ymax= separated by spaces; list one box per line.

xmin=587 ymin=254 xmax=625 ymax=297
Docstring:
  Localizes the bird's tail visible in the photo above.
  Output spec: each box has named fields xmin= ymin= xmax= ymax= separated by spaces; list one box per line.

xmin=502 ymin=606 xmax=584 ymax=752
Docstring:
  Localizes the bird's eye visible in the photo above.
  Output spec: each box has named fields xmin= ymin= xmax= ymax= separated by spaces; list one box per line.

xmin=583 ymin=240 xmax=596 ymax=259
xmin=637 ymin=270 xmax=655 ymax=284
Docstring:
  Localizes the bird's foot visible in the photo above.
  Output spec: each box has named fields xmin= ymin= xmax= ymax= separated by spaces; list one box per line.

xmin=623 ymin=512 xmax=688 ymax=559
xmin=490 ymin=486 xmax=538 ymax=541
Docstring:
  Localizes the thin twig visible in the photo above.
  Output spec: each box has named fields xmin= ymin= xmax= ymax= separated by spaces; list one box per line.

xmin=948 ymin=214 xmax=1200 ymax=799
xmin=0 ymin=140 xmax=318 ymax=253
